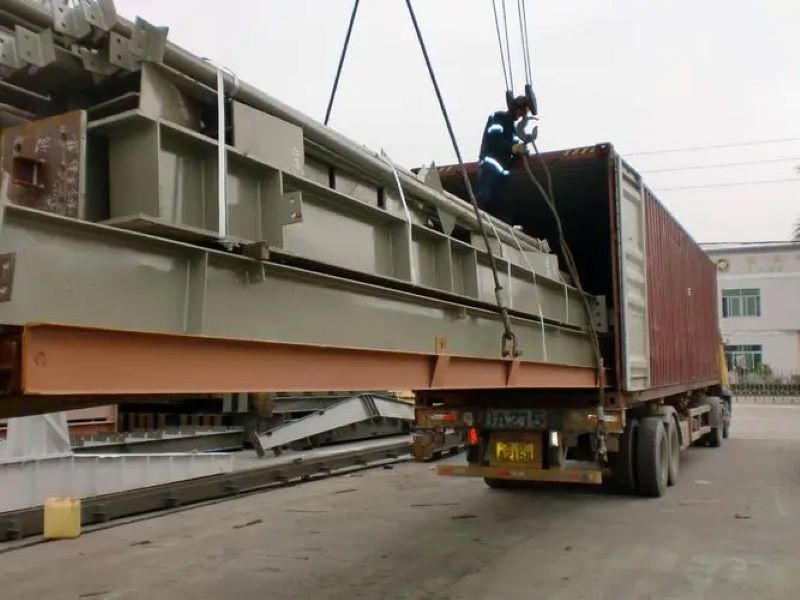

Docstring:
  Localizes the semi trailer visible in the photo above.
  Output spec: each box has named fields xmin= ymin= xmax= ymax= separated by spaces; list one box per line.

xmin=417 ymin=148 xmax=731 ymax=496
xmin=0 ymin=1 xmax=727 ymax=497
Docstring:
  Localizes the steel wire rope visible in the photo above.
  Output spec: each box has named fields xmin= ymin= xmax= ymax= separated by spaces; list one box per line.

xmin=516 ymin=0 xmax=532 ymax=86
xmin=491 ymin=0 xmax=511 ymax=91
xmin=505 ymin=222 xmax=548 ymax=361
xmin=520 ymin=0 xmax=532 ymax=85
xmin=500 ymin=0 xmax=514 ymax=91
xmin=324 ymin=0 xmax=361 ymax=126
xmin=404 ymin=0 xmax=519 ymax=356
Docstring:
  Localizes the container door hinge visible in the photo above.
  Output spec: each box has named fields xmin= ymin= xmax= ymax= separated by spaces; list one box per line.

xmin=0 ymin=253 xmax=16 ymax=302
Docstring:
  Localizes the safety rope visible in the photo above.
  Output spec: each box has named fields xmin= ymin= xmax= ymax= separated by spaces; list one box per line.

xmin=405 ymin=0 xmax=518 ymax=357
xmin=324 ymin=0 xmax=361 ymax=126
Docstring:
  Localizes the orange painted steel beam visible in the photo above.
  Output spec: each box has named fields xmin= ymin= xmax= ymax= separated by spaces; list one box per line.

xmin=18 ymin=323 xmax=600 ymax=396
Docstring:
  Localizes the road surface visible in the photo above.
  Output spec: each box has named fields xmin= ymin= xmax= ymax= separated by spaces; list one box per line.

xmin=1 ymin=403 xmax=799 ymax=599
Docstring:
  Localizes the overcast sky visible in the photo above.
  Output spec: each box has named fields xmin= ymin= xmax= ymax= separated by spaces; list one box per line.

xmin=116 ymin=0 xmax=799 ymax=243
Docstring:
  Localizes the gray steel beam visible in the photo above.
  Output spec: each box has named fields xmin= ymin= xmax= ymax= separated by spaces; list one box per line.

xmin=0 ymin=0 xmax=545 ymax=253
xmin=85 ymin=106 xmax=566 ymax=310
xmin=0 ymin=452 xmax=234 ymax=512
xmin=271 ymin=395 xmax=358 ymax=414
xmin=0 ymin=205 xmax=595 ymax=365
xmin=72 ymin=427 xmax=245 ymax=454
xmin=254 ymin=395 xmax=413 ymax=456
xmin=0 ymin=437 xmax=411 ymax=542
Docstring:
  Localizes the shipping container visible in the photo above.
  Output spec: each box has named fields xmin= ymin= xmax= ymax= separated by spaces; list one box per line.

xmin=436 ymin=143 xmax=721 ymax=401
xmin=424 ymin=143 xmax=730 ymax=497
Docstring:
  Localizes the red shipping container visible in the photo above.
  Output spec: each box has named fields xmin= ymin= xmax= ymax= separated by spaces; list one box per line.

xmin=644 ymin=189 xmax=720 ymax=389
xmin=438 ymin=143 xmax=721 ymax=399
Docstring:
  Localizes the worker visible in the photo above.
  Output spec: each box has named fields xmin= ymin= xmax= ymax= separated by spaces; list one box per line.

xmin=475 ymin=96 xmax=531 ymax=225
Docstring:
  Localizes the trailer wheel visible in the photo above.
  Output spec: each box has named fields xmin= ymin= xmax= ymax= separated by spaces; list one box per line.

xmin=610 ymin=418 xmax=639 ymax=494
xmin=484 ymin=477 xmax=513 ymax=489
xmin=666 ymin=417 xmax=680 ymax=487
xmin=703 ymin=397 xmax=723 ymax=447
xmin=637 ymin=417 xmax=669 ymax=498
xmin=721 ymin=398 xmax=732 ymax=439
xmin=706 ymin=422 xmax=723 ymax=447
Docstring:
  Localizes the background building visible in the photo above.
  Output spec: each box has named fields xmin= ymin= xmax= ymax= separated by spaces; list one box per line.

xmin=703 ymin=241 xmax=800 ymax=377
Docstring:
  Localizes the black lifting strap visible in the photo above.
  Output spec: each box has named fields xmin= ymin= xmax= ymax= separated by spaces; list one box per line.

xmin=405 ymin=0 xmax=518 ymax=357
xmin=324 ymin=0 xmax=361 ymax=126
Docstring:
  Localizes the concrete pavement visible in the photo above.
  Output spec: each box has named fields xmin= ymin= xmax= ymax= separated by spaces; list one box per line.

xmin=1 ymin=403 xmax=798 ymax=599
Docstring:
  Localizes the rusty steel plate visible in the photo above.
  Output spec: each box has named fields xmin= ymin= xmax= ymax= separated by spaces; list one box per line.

xmin=1 ymin=110 xmax=86 ymax=218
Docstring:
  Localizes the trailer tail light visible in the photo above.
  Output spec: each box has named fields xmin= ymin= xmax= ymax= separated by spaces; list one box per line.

xmin=467 ymin=427 xmax=479 ymax=446
xmin=416 ymin=408 xmax=475 ymax=428
xmin=432 ymin=412 xmax=457 ymax=422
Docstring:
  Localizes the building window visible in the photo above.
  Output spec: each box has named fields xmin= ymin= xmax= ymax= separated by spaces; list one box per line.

xmin=724 ymin=344 xmax=763 ymax=372
xmin=722 ymin=288 xmax=761 ymax=318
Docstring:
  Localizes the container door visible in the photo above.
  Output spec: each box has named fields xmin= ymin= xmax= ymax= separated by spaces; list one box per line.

xmin=615 ymin=157 xmax=650 ymax=390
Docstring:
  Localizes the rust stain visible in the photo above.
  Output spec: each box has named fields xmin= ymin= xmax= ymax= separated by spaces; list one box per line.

xmin=1 ymin=110 xmax=85 ymax=218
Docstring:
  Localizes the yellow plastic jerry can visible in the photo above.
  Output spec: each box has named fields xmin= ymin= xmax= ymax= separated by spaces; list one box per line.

xmin=43 ymin=497 xmax=82 ymax=539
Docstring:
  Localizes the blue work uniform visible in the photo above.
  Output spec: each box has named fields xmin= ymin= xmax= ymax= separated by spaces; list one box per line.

xmin=476 ymin=110 xmax=520 ymax=224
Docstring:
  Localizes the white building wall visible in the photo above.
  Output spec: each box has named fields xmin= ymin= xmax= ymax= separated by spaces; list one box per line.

xmin=706 ymin=244 xmax=800 ymax=375
xmin=722 ymin=331 xmax=800 ymax=374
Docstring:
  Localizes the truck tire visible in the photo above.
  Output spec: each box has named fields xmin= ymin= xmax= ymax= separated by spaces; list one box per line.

xmin=610 ymin=418 xmax=639 ymax=495
xmin=484 ymin=477 xmax=513 ymax=489
xmin=667 ymin=417 xmax=680 ymax=487
xmin=704 ymin=397 xmax=723 ymax=448
xmin=637 ymin=417 xmax=669 ymax=498
xmin=721 ymin=398 xmax=732 ymax=439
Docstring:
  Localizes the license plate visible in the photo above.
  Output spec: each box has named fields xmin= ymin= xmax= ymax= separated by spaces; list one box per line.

xmin=484 ymin=409 xmax=546 ymax=429
xmin=495 ymin=441 xmax=535 ymax=463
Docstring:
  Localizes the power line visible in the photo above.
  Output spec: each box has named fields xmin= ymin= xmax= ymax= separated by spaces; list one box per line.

xmin=642 ymin=157 xmax=800 ymax=173
xmin=654 ymin=178 xmax=799 ymax=191
xmin=626 ymin=137 xmax=800 ymax=156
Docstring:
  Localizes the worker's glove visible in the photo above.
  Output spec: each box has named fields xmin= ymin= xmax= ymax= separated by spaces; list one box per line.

xmin=512 ymin=143 xmax=527 ymax=156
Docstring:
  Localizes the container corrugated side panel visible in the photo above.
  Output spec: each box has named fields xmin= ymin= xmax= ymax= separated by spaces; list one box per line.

xmin=645 ymin=191 xmax=719 ymax=388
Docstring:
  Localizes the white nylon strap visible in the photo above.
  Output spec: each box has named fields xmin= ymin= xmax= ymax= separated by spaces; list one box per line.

xmin=202 ymin=59 xmax=239 ymax=238
xmin=380 ymin=149 xmax=416 ymax=284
